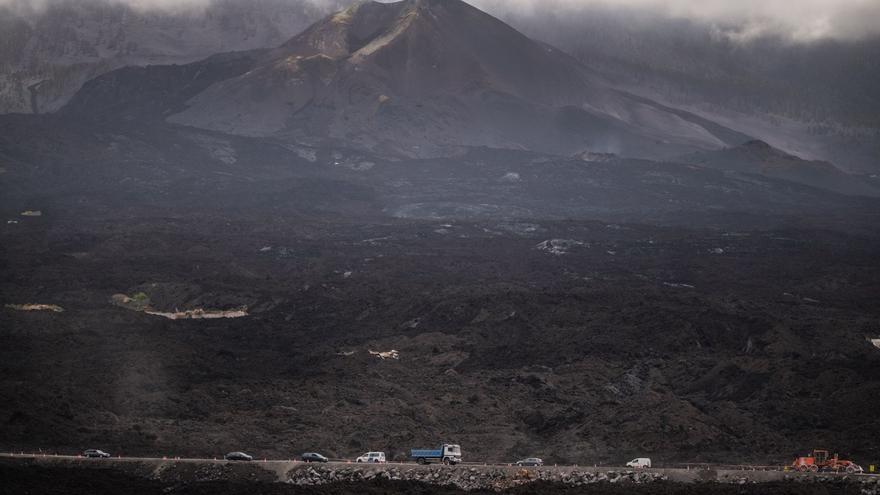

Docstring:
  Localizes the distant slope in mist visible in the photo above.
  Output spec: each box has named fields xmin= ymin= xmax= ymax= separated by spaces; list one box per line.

xmin=0 ymin=0 xmax=343 ymax=114
xmin=678 ymin=140 xmax=880 ymax=197
xmin=482 ymin=4 xmax=880 ymax=172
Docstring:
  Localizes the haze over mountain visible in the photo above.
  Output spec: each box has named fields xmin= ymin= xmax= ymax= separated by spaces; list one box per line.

xmin=471 ymin=0 xmax=880 ymax=42
xmin=483 ymin=3 xmax=880 ymax=172
xmin=162 ymin=0 xmax=751 ymax=159
xmin=677 ymin=140 xmax=879 ymax=197
xmin=0 ymin=0 xmax=342 ymax=114
xmin=3 ymin=0 xmax=878 ymax=172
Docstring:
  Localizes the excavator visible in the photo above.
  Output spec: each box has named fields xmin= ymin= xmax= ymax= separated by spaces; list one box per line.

xmin=791 ymin=449 xmax=863 ymax=473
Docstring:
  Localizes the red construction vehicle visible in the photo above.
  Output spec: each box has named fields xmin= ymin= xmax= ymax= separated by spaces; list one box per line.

xmin=791 ymin=449 xmax=863 ymax=473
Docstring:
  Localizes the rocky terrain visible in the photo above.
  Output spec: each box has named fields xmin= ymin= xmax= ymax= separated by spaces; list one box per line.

xmin=1 ymin=458 xmax=879 ymax=494
xmin=288 ymin=465 xmax=668 ymax=489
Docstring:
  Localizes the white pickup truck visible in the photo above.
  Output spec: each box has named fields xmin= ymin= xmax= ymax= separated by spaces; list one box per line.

xmin=356 ymin=451 xmax=386 ymax=463
xmin=626 ymin=458 xmax=652 ymax=468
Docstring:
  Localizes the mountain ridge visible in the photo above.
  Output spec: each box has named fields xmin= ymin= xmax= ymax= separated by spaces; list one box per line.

xmin=162 ymin=0 xmax=749 ymax=159
xmin=0 ymin=0 xmax=341 ymax=114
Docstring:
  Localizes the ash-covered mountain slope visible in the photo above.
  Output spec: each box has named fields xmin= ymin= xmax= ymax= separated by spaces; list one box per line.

xmin=483 ymin=5 xmax=880 ymax=173
xmin=60 ymin=51 xmax=264 ymax=123
xmin=0 ymin=0 xmax=342 ymax=114
xmin=162 ymin=0 xmax=750 ymax=159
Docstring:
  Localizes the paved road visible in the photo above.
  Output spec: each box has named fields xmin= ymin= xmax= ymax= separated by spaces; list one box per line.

xmin=0 ymin=452 xmax=617 ymax=469
xmin=4 ymin=451 xmax=880 ymax=486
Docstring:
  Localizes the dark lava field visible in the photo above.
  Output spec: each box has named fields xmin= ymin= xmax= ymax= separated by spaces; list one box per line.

xmin=1 ymin=116 xmax=879 ymax=466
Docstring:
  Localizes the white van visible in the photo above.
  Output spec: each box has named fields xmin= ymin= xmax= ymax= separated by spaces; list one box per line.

xmin=626 ymin=458 xmax=652 ymax=468
xmin=356 ymin=451 xmax=386 ymax=463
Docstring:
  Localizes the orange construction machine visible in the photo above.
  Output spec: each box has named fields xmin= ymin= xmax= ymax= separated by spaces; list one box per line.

xmin=791 ymin=449 xmax=863 ymax=473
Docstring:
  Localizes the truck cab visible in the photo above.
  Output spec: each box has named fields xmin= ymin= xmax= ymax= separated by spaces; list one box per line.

xmin=442 ymin=444 xmax=461 ymax=464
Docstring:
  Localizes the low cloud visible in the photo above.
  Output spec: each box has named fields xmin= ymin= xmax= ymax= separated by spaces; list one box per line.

xmin=3 ymin=0 xmax=880 ymax=41
xmin=470 ymin=0 xmax=880 ymax=42
xmin=0 ymin=0 xmax=340 ymax=15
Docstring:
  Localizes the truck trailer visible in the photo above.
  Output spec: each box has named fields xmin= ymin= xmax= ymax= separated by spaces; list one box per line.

xmin=410 ymin=444 xmax=462 ymax=465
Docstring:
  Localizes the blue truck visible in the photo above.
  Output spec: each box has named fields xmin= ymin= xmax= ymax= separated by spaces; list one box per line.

xmin=410 ymin=444 xmax=462 ymax=465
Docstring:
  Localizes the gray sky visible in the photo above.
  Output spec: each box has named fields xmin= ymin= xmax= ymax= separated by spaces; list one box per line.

xmin=5 ymin=0 xmax=880 ymax=41
xmin=470 ymin=0 xmax=880 ymax=41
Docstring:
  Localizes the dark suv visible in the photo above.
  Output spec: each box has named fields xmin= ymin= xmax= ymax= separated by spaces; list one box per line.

xmin=224 ymin=451 xmax=254 ymax=461
xmin=301 ymin=452 xmax=329 ymax=463
xmin=83 ymin=449 xmax=111 ymax=458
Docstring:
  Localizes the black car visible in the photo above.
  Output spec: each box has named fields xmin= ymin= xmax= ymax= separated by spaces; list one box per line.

xmin=301 ymin=452 xmax=329 ymax=463
xmin=224 ymin=451 xmax=254 ymax=461
xmin=83 ymin=449 xmax=111 ymax=458
xmin=515 ymin=457 xmax=544 ymax=466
